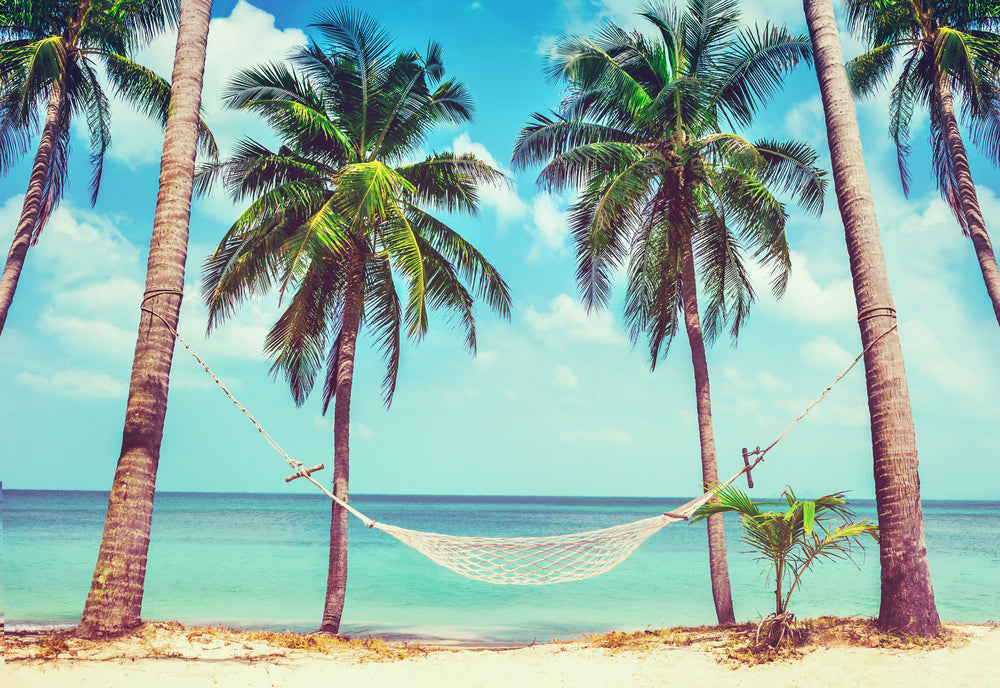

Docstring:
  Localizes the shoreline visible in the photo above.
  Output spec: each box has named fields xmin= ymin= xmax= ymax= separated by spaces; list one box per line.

xmin=4 ymin=618 xmax=998 ymax=687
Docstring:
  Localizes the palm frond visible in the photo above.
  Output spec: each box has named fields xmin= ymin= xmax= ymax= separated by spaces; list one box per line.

xmin=749 ymin=138 xmax=826 ymax=217
xmin=546 ymin=33 xmax=654 ymax=118
xmin=355 ymin=253 xmax=401 ymax=406
xmin=694 ymin=199 xmax=754 ymax=343
xmin=846 ymin=42 xmax=903 ymax=99
xmin=396 ymin=152 xmax=505 ymax=214
xmin=405 ymin=206 xmax=512 ymax=318
xmin=623 ymin=195 xmax=683 ymax=366
xmin=265 ymin=261 xmax=343 ymax=406
xmin=715 ymin=23 xmax=813 ymax=127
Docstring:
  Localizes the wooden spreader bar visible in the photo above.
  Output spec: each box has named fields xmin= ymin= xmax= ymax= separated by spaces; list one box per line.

xmin=285 ymin=463 xmax=325 ymax=483
xmin=742 ymin=447 xmax=758 ymax=489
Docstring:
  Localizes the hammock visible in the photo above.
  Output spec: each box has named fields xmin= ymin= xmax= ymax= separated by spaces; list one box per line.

xmin=375 ymin=515 xmax=682 ymax=585
xmin=143 ymin=303 xmax=894 ymax=587
xmin=284 ymin=459 xmax=745 ymax=585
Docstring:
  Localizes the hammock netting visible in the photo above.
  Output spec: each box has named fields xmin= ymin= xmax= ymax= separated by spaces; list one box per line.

xmin=372 ymin=514 xmax=681 ymax=585
xmin=359 ymin=488 xmax=722 ymax=585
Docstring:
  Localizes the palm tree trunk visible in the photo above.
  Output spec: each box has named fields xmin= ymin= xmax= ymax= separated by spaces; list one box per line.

xmin=76 ymin=0 xmax=213 ymax=638
xmin=679 ymin=233 xmax=735 ymax=625
xmin=803 ymin=0 xmax=940 ymax=637
xmin=320 ymin=247 xmax=365 ymax=634
xmin=0 ymin=77 xmax=67 ymax=336
xmin=933 ymin=74 xmax=1000 ymax=326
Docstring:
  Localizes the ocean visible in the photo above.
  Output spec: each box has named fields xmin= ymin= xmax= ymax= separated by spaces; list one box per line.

xmin=3 ymin=490 xmax=998 ymax=644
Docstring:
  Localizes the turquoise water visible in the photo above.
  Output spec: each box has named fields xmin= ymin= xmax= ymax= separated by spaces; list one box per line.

xmin=3 ymin=490 xmax=998 ymax=644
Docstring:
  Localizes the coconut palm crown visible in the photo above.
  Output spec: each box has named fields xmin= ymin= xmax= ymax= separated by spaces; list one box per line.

xmin=513 ymin=0 xmax=826 ymax=356
xmin=512 ymin=0 xmax=826 ymax=624
xmin=845 ymin=0 xmax=1000 ymax=325
xmin=198 ymin=6 xmax=510 ymax=633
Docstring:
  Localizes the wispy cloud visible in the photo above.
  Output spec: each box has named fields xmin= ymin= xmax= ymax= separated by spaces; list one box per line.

xmin=524 ymin=294 xmax=625 ymax=345
xmin=15 ymin=369 xmax=126 ymax=399
xmin=552 ymin=364 xmax=579 ymax=389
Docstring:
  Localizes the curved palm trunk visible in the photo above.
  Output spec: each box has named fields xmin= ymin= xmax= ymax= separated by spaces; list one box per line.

xmin=679 ymin=233 xmax=735 ymax=625
xmin=77 ymin=0 xmax=213 ymax=638
xmin=320 ymin=247 xmax=365 ymax=633
xmin=933 ymin=75 xmax=1000 ymax=326
xmin=0 ymin=78 xmax=67 ymax=336
xmin=803 ymin=0 xmax=940 ymax=637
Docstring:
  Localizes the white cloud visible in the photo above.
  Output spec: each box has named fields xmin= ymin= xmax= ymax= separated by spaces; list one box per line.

xmin=452 ymin=132 xmax=529 ymax=224
xmin=783 ymin=95 xmax=826 ymax=146
xmin=452 ymin=132 xmax=571 ymax=260
xmin=552 ymin=364 xmax=579 ymax=389
xmin=535 ymin=33 xmax=558 ymax=57
xmin=526 ymin=192 xmax=569 ymax=261
xmin=15 ymin=369 xmax=126 ymax=398
xmin=28 ymin=204 xmax=141 ymax=287
xmin=1 ymin=192 xmax=272 ymax=365
xmin=49 ymin=276 xmax=143 ymax=316
xmin=760 ymin=251 xmax=856 ymax=326
xmin=757 ymin=370 xmax=782 ymax=390
xmin=474 ymin=349 xmax=499 ymax=366
xmin=898 ymin=319 xmax=998 ymax=405
xmin=179 ymin=282 xmax=272 ymax=362
xmin=560 ymin=426 xmax=634 ymax=445
xmin=800 ymin=336 xmax=853 ymax=370
xmin=105 ymin=1 xmax=307 ymax=168
xmin=38 ymin=312 xmax=137 ymax=359
xmin=524 ymin=294 xmax=625 ymax=345
xmin=351 ymin=422 xmax=375 ymax=439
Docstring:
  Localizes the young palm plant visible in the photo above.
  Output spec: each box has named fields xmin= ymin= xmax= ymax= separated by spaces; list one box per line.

xmin=692 ymin=484 xmax=878 ymax=650
xmin=845 ymin=0 xmax=1000 ymax=326
xmin=198 ymin=7 xmax=511 ymax=634
xmin=0 ymin=0 xmax=214 ymax=335
xmin=512 ymin=0 xmax=825 ymax=624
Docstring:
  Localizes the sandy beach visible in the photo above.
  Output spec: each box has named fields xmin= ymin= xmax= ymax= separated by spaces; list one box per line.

xmin=4 ymin=620 xmax=997 ymax=688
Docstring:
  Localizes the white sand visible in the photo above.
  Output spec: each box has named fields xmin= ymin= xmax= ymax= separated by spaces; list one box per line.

xmin=4 ymin=623 xmax=997 ymax=688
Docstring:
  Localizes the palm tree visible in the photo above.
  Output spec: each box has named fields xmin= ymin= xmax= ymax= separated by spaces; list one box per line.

xmin=513 ymin=0 xmax=825 ymax=625
xmin=198 ymin=7 xmax=511 ymax=634
xmin=844 ymin=0 xmax=1000 ymax=326
xmin=692 ymin=484 xmax=877 ymax=649
xmin=0 ymin=0 xmax=213 ymax=336
xmin=801 ymin=0 xmax=940 ymax=637
xmin=76 ymin=0 xmax=213 ymax=638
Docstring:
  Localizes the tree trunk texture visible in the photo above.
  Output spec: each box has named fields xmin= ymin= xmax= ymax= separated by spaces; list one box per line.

xmin=0 ymin=78 xmax=67 ymax=336
xmin=320 ymin=247 xmax=365 ymax=634
xmin=803 ymin=0 xmax=940 ymax=637
xmin=933 ymin=74 xmax=1000 ymax=327
xmin=679 ymin=232 xmax=736 ymax=625
xmin=77 ymin=0 xmax=213 ymax=638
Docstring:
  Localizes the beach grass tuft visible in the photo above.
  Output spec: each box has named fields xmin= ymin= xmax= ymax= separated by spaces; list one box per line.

xmin=6 ymin=622 xmax=428 ymax=663
xmin=584 ymin=616 xmax=971 ymax=664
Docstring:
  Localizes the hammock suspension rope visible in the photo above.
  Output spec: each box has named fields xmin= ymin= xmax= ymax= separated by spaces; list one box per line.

xmin=141 ymin=302 xmax=896 ymax=585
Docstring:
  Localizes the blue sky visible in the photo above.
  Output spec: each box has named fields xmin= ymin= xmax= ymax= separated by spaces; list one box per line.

xmin=1 ymin=0 xmax=998 ymax=500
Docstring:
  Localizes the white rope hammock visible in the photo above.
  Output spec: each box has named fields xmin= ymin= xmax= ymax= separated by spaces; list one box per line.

xmin=143 ymin=303 xmax=895 ymax=587
xmin=283 ymin=458 xmax=745 ymax=586
xmin=371 ymin=499 xmax=714 ymax=585
xmin=375 ymin=515 xmax=680 ymax=585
